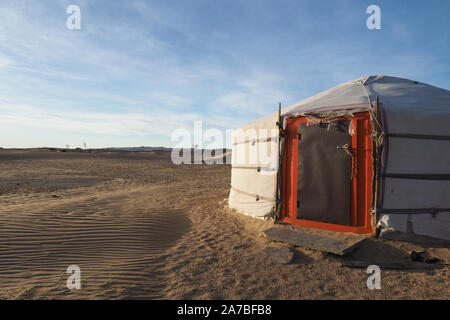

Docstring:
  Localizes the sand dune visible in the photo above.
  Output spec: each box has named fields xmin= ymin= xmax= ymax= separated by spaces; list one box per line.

xmin=0 ymin=185 xmax=190 ymax=299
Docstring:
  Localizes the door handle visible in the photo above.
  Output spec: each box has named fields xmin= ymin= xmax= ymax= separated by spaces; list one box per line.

xmin=337 ymin=144 xmax=352 ymax=156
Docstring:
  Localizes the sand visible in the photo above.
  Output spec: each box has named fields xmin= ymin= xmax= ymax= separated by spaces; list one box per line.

xmin=0 ymin=149 xmax=448 ymax=299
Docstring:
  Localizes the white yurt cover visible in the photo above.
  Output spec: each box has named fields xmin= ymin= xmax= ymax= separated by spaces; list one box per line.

xmin=229 ymin=75 xmax=450 ymax=240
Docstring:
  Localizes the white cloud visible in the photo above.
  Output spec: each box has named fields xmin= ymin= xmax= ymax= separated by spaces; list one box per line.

xmin=0 ymin=101 xmax=240 ymax=141
xmin=210 ymin=71 xmax=290 ymax=115
xmin=0 ymin=1 xmax=447 ymax=148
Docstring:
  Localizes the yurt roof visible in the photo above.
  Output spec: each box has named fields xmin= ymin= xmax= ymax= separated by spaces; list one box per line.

xmin=240 ymin=75 xmax=450 ymax=136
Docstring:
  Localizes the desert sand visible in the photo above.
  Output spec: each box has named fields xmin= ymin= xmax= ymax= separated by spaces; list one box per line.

xmin=0 ymin=149 xmax=448 ymax=299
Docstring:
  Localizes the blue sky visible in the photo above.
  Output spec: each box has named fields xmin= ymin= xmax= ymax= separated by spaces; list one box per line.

xmin=0 ymin=0 xmax=449 ymax=148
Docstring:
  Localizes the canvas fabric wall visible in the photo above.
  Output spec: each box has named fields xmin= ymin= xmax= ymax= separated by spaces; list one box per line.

xmin=228 ymin=75 xmax=450 ymax=240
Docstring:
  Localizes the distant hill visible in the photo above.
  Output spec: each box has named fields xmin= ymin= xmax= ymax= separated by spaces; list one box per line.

xmin=105 ymin=147 xmax=232 ymax=154
xmin=106 ymin=146 xmax=172 ymax=152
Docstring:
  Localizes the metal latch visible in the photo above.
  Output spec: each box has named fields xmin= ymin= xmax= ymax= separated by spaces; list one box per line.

xmin=337 ymin=144 xmax=352 ymax=156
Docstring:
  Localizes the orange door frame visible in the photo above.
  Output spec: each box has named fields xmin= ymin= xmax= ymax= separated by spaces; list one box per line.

xmin=280 ymin=112 xmax=374 ymax=234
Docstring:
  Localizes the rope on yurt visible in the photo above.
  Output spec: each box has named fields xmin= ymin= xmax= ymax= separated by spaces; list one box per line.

xmin=357 ymin=79 xmax=384 ymax=136
xmin=386 ymin=133 xmax=450 ymax=141
xmin=378 ymin=208 xmax=450 ymax=217
xmin=230 ymin=186 xmax=275 ymax=202
xmin=380 ymin=173 xmax=450 ymax=180
xmin=373 ymin=96 xmax=382 ymax=227
xmin=232 ymin=136 xmax=278 ymax=146
xmin=231 ymin=165 xmax=274 ymax=171
xmin=273 ymin=102 xmax=282 ymax=222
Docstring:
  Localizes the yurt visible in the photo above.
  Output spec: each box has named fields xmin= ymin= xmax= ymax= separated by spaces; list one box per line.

xmin=229 ymin=75 xmax=450 ymax=241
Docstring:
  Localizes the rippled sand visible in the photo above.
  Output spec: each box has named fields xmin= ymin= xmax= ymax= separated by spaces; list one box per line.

xmin=1 ymin=187 xmax=189 ymax=299
xmin=0 ymin=149 xmax=448 ymax=299
xmin=0 ymin=150 xmax=197 ymax=299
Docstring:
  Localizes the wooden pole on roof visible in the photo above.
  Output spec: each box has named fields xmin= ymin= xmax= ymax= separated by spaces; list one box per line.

xmin=374 ymin=96 xmax=381 ymax=227
xmin=274 ymin=102 xmax=281 ymax=221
